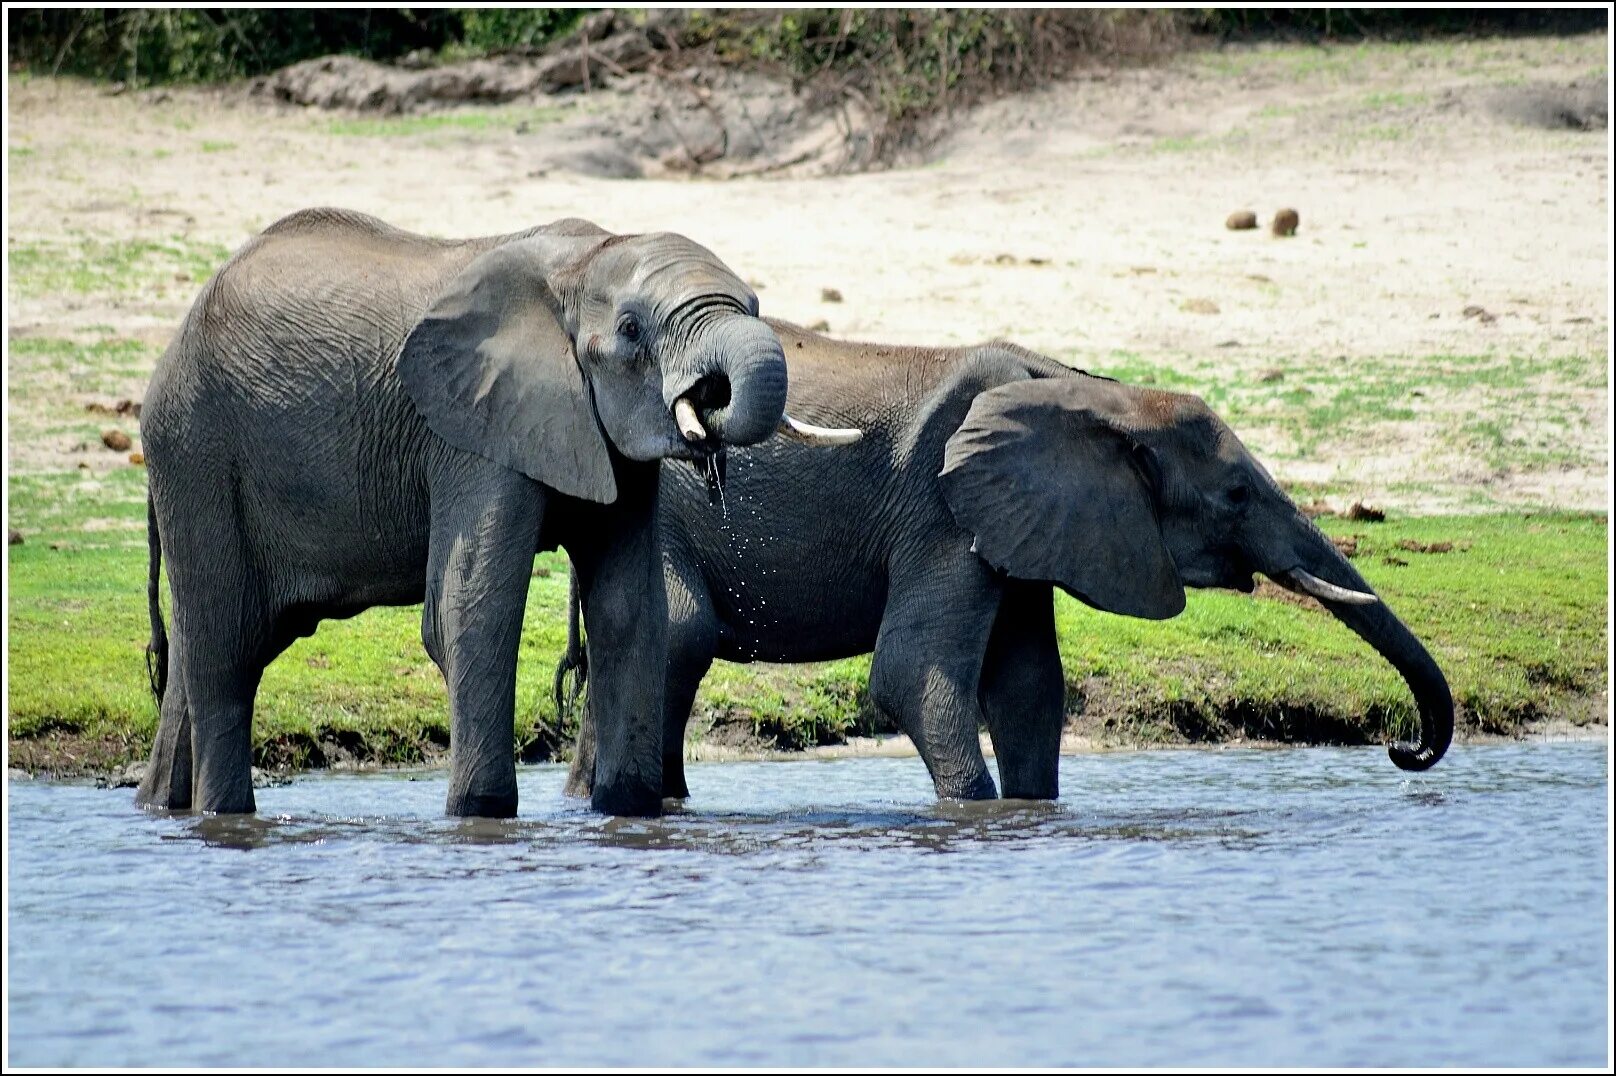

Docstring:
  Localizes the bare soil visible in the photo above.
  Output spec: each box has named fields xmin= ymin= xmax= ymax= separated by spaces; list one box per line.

xmin=8 ymin=33 xmax=1609 ymax=512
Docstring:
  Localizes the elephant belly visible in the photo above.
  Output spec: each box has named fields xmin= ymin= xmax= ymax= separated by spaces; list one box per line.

xmin=705 ymin=560 xmax=886 ymax=663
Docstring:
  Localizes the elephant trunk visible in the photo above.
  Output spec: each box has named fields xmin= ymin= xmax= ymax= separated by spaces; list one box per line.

xmin=1272 ymin=529 xmax=1454 ymax=770
xmin=673 ymin=316 xmax=789 ymax=448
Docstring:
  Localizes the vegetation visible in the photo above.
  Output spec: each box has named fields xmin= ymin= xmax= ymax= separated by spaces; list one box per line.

xmin=7 ymin=461 xmax=1607 ymax=775
xmin=5 ymin=8 xmax=583 ymax=85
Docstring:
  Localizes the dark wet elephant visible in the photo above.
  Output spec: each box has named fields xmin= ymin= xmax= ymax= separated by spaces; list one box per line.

xmin=135 ymin=208 xmax=853 ymax=819
xmin=564 ymin=320 xmax=1453 ymax=801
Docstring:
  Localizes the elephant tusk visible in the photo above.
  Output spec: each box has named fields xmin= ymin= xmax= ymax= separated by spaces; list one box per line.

xmin=1286 ymin=567 xmax=1378 ymax=606
xmin=777 ymin=413 xmax=862 ymax=446
xmin=673 ymin=397 xmax=708 ymax=443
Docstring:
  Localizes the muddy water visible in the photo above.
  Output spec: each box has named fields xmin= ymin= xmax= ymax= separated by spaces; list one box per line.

xmin=6 ymin=743 xmax=1607 ymax=1066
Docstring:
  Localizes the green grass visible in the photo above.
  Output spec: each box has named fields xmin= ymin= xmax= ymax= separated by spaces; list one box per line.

xmin=324 ymin=106 xmax=563 ymax=139
xmin=7 ymin=236 xmax=231 ymax=298
xmin=6 ymin=468 xmax=577 ymax=771
xmin=1085 ymin=349 xmax=1604 ymax=470
xmin=6 ymin=463 xmax=1607 ymax=774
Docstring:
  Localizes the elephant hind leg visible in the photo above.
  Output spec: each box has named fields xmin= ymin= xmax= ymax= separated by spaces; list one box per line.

xmin=979 ymin=581 xmax=1065 ymax=800
xmin=135 ymin=672 xmax=192 ymax=810
xmin=147 ymin=492 xmax=271 ymax=814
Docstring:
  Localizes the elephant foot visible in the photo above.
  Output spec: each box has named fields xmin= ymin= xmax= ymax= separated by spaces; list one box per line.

xmin=937 ymin=771 xmax=1000 ymax=802
xmin=134 ymin=775 xmax=192 ymax=813
xmin=591 ymin=777 xmax=663 ymax=818
xmin=446 ymin=789 xmax=518 ymax=819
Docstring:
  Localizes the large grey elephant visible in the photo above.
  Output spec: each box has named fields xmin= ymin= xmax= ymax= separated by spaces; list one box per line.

xmin=564 ymin=322 xmax=1453 ymax=801
xmin=135 ymin=208 xmax=853 ymax=819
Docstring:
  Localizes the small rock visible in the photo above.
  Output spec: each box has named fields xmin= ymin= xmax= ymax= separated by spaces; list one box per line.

xmin=7 ymin=529 xmax=21 ymax=546
xmin=116 ymin=398 xmax=141 ymax=417
xmin=1215 ymin=339 xmax=1242 ymax=348
xmin=1180 ymin=298 xmax=1220 ymax=315
xmin=1300 ymin=500 xmax=1336 ymax=519
xmin=1331 ymin=535 xmax=1360 ymax=559
xmin=1257 ymin=368 xmax=1285 ymax=382
xmin=820 ymin=287 xmax=843 ymax=303
xmin=251 ymin=767 xmax=295 ymax=789
xmin=532 ymin=565 xmax=552 ymax=578
xmin=993 ymin=254 xmax=1017 ymax=265
xmin=1344 ymin=501 xmax=1385 ymax=522
xmin=1382 ymin=555 xmax=1409 ymax=567
xmin=1226 ymin=210 xmax=1258 ymax=230
xmin=128 ymin=452 xmax=145 ymax=466
xmin=101 ymin=429 xmax=132 ymax=452
xmin=1462 ymin=304 xmax=1497 ymax=324
xmin=1271 ymin=207 xmax=1300 ymax=237
xmin=95 ymin=762 xmax=146 ymax=789
xmin=808 ymin=319 xmax=831 ymax=332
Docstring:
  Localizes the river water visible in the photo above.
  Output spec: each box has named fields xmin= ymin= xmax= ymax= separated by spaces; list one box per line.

xmin=6 ymin=742 xmax=1608 ymax=1066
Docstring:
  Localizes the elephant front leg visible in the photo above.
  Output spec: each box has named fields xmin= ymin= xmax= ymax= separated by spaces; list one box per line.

xmin=423 ymin=466 xmax=545 ymax=819
xmin=568 ymin=486 xmax=668 ymax=818
xmin=870 ymin=559 xmax=1001 ymax=801
xmin=979 ymin=581 xmax=1065 ymax=799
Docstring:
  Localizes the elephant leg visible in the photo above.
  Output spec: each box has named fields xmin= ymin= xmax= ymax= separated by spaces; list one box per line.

xmin=566 ymin=475 xmax=668 ymax=818
xmin=660 ymin=554 xmax=718 ymax=800
xmin=135 ymin=663 xmax=191 ymax=810
xmin=869 ymin=559 xmax=1001 ymax=800
xmin=562 ymin=555 xmax=713 ymax=801
xmin=422 ymin=465 xmax=544 ymax=819
xmin=979 ymin=581 xmax=1066 ymax=799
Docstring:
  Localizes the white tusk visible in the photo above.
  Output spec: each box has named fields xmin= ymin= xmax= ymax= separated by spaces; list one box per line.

xmin=778 ymin=413 xmax=862 ymax=446
xmin=673 ymin=397 xmax=707 ymax=442
xmin=1288 ymin=567 xmax=1378 ymax=606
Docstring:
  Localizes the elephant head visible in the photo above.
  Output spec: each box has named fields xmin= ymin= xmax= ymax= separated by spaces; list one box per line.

xmin=399 ymin=221 xmax=852 ymax=502
xmin=940 ymin=373 xmax=1453 ymax=771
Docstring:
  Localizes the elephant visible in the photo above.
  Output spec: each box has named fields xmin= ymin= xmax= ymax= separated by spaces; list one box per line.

xmin=133 ymin=208 xmax=857 ymax=819
xmin=562 ymin=321 xmax=1453 ymax=802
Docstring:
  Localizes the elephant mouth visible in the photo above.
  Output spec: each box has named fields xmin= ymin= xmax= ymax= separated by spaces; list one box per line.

xmin=671 ymin=373 xmax=731 ymax=452
xmin=670 ymin=373 xmax=863 ymax=456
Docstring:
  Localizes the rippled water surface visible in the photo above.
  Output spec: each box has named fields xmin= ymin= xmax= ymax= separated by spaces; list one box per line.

xmin=7 ymin=743 xmax=1609 ymax=1066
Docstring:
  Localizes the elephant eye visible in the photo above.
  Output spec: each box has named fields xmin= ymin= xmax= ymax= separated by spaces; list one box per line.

xmin=617 ymin=314 xmax=642 ymax=344
xmin=1227 ymin=484 xmax=1251 ymax=507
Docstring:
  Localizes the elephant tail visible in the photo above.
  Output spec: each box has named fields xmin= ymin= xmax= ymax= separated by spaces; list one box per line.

xmin=145 ymin=493 xmax=168 ymax=705
xmin=551 ymin=560 xmax=588 ymax=720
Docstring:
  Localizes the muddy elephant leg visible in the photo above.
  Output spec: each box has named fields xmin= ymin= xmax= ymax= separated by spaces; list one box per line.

xmin=979 ymin=581 xmax=1066 ymax=799
xmin=566 ymin=472 xmax=668 ymax=818
xmin=135 ymin=663 xmax=191 ymax=810
xmin=423 ymin=464 xmax=544 ymax=819
xmin=869 ymin=556 xmax=1001 ymax=800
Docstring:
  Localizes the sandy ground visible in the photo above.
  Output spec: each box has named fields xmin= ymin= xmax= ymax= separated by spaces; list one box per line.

xmin=6 ymin=33 xmax=1611 ymax=510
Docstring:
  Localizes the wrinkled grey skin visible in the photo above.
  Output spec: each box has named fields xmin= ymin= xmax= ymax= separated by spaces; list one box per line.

xmin=136 ymin=208 xmax=788 ymax=819
xmin=565 ymin=321 xmax=1452 ymax=801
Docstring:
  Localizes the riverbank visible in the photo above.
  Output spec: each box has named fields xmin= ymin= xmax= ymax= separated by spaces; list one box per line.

xmin=6 ymin=32 xmax=1610 ymax=779
xmin=7 ymin=494 xmax=1608 ymax=780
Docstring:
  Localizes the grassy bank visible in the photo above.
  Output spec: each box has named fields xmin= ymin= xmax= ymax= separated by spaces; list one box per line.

xmin=6 ymin=463 xmax=1607 ymax=776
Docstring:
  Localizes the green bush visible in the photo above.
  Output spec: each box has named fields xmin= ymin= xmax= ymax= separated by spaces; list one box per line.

xmin=5 ymin=8 xmax=584 ymax=85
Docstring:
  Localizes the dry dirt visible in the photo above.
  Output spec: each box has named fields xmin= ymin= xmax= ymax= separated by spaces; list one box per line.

xmin=7 ymin=32 xmax=1611 ymax=511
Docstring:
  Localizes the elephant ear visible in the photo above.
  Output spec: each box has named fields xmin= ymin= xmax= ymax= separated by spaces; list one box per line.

xmin=940 ymin=377 xmax=1185 ymax=620
xmin=399 ymin=236 xmax=617 ymax=503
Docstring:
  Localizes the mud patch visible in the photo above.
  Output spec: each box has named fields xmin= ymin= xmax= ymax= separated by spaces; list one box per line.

xmin=1487 ymin=79 xmax=1608 ymax=130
